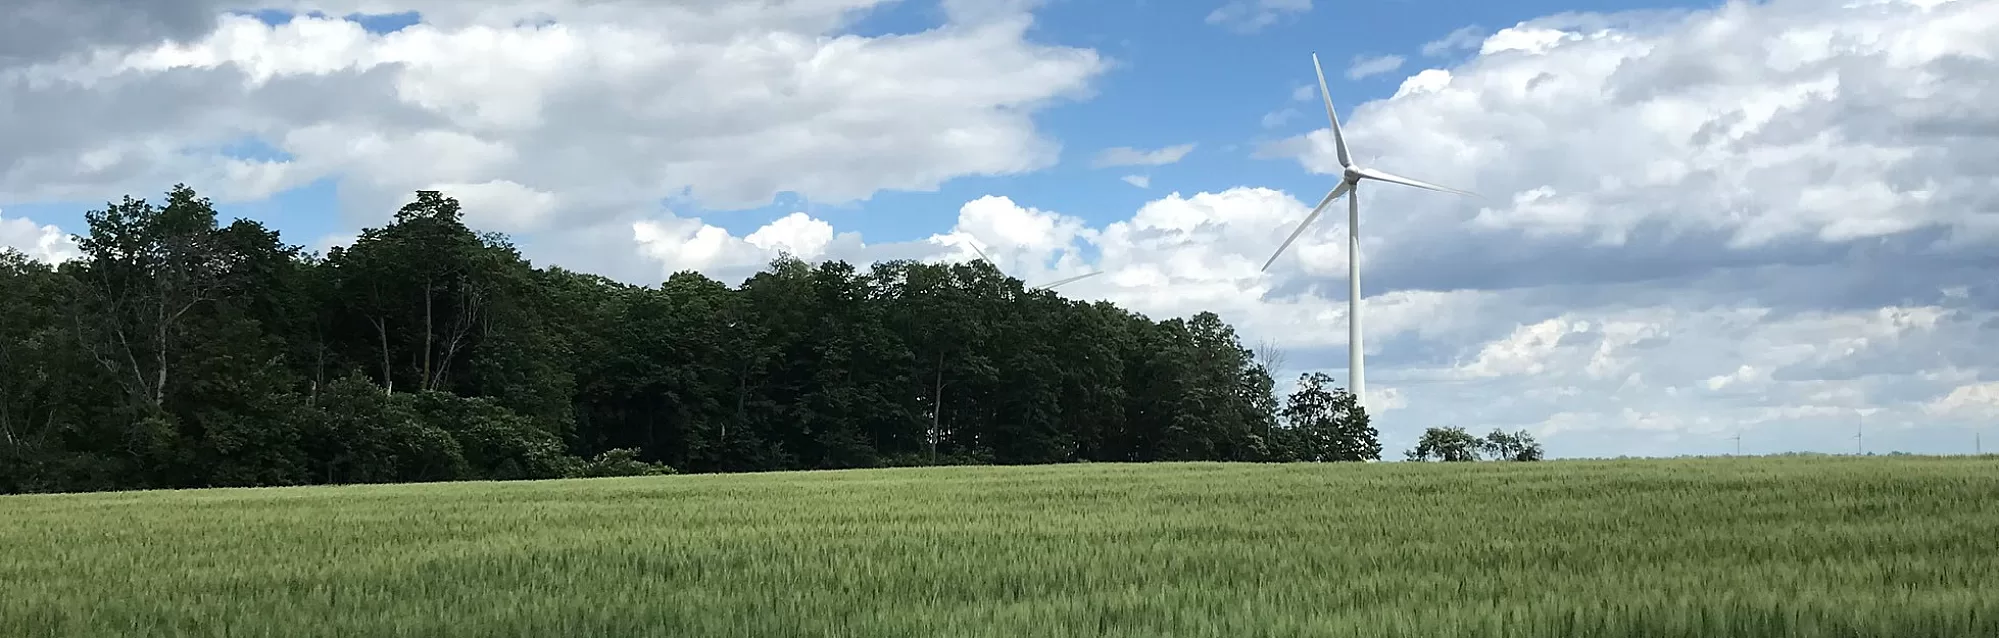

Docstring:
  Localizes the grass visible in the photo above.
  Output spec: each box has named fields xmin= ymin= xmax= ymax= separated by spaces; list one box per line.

xmin=4 ymin=456 xmax=1997 ymax=637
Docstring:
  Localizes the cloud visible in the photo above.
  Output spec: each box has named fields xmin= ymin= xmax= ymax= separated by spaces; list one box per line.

xmin=428 ymin=179 xmax=560 ymax=233
xmin=1091 ymin=143 xmax=1196 ymax=168
xmin=1420 ymin=26 xmax=1485 ymax=58
xmin=745 ymin=212 xmax=838 ymax=260
xmin=3 ymin=0 xmax=224 ymax=65
xmin=1346 ymin=54 xmax=1405 ymax=80
xmin=1925 ymin=382 xmax=1999 ymax=421
xmin=0 ymin=209 xmax=81 ymax=263
xmin=629 ymin=209 xmax=866 ymax=282
xmin=0 ymin=1 xmax=1105 ymax=224
xmin=1121 ymin=175 xmax=1150 ymax=188
xmin=1206 ymin=0 xmax=1312 ymax=34
xmin=1261 ymin=109 xmax=1298 ymax=128
xmin=622 ymin=192 xmax=1100 ymax=287
xmin=1259 ymin=0 xmax=1999 ymax=303
xmin=1262 ymin=84 xmax=1318 ymax=127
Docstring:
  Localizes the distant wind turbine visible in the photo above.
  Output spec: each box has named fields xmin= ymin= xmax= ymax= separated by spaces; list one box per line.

xmin=961 ymin=238 xmax=1102 ymax=292
xmin=1855 ymin=410 xmax=1865 ymax=455
xmin=1260 ymin=52 xmax=1482 ymax=410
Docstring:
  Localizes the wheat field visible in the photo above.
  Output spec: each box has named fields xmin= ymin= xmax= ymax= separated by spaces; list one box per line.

xmin=4 ymin=457 xmax=1996 ymax=637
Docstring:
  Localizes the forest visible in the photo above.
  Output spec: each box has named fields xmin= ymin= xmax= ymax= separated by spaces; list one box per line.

xmin=0 ymin=185 xmax=1408 ymax=494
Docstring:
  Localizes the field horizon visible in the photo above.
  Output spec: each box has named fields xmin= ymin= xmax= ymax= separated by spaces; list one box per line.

xmin=7 ymin=457 xmax=1997 ymax=637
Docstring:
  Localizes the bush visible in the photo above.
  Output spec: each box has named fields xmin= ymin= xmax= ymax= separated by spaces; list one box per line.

xmin=567 ymin=448 xmax=676 ymax=478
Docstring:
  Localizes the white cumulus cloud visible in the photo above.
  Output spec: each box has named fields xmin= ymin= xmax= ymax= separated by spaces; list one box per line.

xmin=0 ymin=0 xmax=1104 ymax=227
xmin=0 ymin=210 xmax=81 ymax=263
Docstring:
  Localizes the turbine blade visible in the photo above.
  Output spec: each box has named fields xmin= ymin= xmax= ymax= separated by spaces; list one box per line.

xmin=964 ymin=239 xmax=994 ymax=264
xmin=1033 ymin=271 xmax=1102 ymax=291
xmin=1261 ymin=181 xmax=1352 ymax=272
xmin=1355 ymin=167 xmax=1481 ymax=199
xmin=1311 ymin=52 xmax=1353 ymax=169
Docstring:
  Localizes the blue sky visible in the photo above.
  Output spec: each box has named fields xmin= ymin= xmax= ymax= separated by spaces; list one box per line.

xmin=4 ymin=0 xmax=1996 ymax=458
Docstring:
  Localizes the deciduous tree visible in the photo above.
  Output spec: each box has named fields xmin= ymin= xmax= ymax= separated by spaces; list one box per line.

xmin=1275 ymin=372 xmax=1379 ymax=462
xmin=1406 ymin=426 xmax=1484 ymax=462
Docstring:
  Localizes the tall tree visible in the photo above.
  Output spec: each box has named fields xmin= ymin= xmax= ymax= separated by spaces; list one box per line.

xmin=325 ymin=191 xmax=503 ymax=395
xmin=1275 ymin=372 xmax=1379 ymax=462
xmin=69 ymin=185 xmax=232 ymax=410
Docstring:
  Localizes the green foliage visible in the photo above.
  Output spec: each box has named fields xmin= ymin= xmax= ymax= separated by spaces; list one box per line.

xmin=200 ymin=405 xmax=308 ymax=487
xmin=1405 ymin=427 xmax=1545 ymax=463
xmin=1273 ymin=372 xmax=1379 ymax=462
xmin=2 ymin=185 xmax=1293 ymax=494
xmin=302 ymin=374 xmax=468 ymax=484
xmin=405 ymin=391 xmax=574 ymax=480
xmin=1406 ymin=426 xmax=1484 ymax=462
xmin=3 ymin=458 xmax=1995 ymax=637
xmin=1482 ymin=428 xmax=1545 ymax=462
xmin=566 ymin=448 xmax=677 ymax=478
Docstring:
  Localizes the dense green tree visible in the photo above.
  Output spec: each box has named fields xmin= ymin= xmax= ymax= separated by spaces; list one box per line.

xmin=406 ymin=391 xmax=574 ymax=480
xmin=299 ymin=374 xmax=465 ymax=484
xmin=0 ymin=250 xmax=107 ymax=492
xmin=1 ymin=185 xmax=1315 ymax=495
xmin=1406 ymin=426 xmax=1485 ymax=462
xmin=1274 ymin=372 xmax=1378 ymax=462
xmin=68 ymin=185 xmax=230 ymax=412
xmin=1482 ymin=428 xmax=1545 ymax=462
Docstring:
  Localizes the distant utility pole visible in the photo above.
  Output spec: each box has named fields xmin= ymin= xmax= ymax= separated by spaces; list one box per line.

xmin=1731 ymin=431 xmax=1742 ymax=456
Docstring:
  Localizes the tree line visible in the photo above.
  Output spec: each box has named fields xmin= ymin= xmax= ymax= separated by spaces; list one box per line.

xmin=0 ymin=186 xmax=1538 ymax=495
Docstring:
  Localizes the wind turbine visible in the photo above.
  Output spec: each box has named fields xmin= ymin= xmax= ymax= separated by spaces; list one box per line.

xmin=960 ymin=238 xmax=1102 ymax=292
xmin=1260 ymin=52 xmax=1481 ymax=410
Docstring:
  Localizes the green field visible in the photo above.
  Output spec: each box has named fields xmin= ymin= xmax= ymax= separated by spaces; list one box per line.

xmin=5 ymin=458 xmax=1997 ymax=637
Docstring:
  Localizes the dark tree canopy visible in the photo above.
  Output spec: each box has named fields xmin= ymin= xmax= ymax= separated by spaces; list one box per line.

xmin=0 ymin=186 xmax=1391 ymax=495
xmin=1270 ymin=372 xmax=1379 ymax=462
xmin=1406 ymin=426 xmax=1485 ymax=462
xmin=1481 ymin=428 xmax=1545 ymax=462
xmin=1405 ymin=427 xmax=1544 ymax=462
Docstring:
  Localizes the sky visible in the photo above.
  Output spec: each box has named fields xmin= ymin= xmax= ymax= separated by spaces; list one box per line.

xmin=4 ymin=0 xmax=1997 ymax=459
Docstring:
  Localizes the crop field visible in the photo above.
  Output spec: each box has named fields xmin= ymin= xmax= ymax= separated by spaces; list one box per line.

xmin=4 ymin=457 xmax=1997 ymax=637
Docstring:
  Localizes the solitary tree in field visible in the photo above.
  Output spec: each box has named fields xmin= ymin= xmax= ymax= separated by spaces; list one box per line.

xmin=1277 ymin=372 xmax=1379 ymax=461
xmin=1405 ymin=426 xmax=1483 ymax=462
xmin=1481 ymin=429 xmax=1544 ymax=461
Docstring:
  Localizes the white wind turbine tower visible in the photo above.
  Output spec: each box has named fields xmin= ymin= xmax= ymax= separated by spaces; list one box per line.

xmin=960 ymin=239 xmax=1102 ymax=292
xmin=1261 ymin=52 xmax=1481 ymax=410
